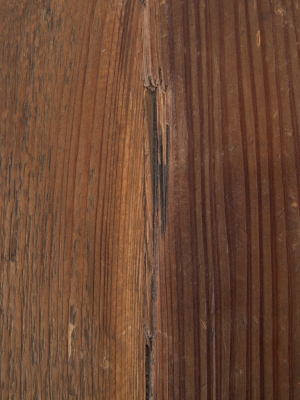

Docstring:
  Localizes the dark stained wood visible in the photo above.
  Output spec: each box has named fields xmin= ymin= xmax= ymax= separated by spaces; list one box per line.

xmin=1 ymin=0 xmax=300 ymax=399
xmin=143 ymin=0 xmax=300 ymax=399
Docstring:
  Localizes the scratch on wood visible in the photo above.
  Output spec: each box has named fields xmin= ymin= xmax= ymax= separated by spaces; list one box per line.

xmin=68 ymin=323 xmax=75 ymax=358
xmin=256 ymin=30 xmax=261 ymax=47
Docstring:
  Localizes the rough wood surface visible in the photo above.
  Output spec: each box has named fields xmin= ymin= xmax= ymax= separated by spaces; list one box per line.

xmin=1 ymin=0 xmax=300 ymax=399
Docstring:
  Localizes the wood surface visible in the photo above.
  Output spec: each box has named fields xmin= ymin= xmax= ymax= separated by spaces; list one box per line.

xmin=0 ymin=0 xmax=300 ymax=399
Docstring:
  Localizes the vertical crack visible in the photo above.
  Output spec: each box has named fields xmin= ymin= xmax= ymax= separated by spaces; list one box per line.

xmin=145 ymin=85 xmax=159 ymax=231
xmin=145 ymin=341 xmax=152 ymax=399
xmin=144 ymin=84 xmax=157 ymax=400
xmin=144 ymin=80 xmax=169 ymax=400
xmin=145 ymin=84 xmax=169 ymax=236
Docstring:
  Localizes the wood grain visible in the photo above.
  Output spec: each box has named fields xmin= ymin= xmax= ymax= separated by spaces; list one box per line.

xmin=0 ymin=1 xmax=145 ymax=398
xmin=143 ymin=0 xmax=300 ymax=399
xmin=1 ymin=0 xmax=300 ymax=399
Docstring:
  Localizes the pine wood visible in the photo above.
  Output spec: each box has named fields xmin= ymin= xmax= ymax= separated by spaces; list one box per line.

xmin=1 ymin=0 xmax=300 ymax=399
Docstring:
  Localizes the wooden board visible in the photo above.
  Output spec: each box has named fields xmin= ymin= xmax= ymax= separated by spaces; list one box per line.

xmin=0 ymin=0 xmax=300 ymax=399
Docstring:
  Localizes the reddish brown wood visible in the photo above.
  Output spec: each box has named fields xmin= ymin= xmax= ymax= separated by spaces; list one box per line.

xmin=0 ymin=1 xmax=145 ymax=398
xmin=1 ymin=0 xmax=300 ymax=399
xmin=143 ymin=0 xmax=300 ymax=399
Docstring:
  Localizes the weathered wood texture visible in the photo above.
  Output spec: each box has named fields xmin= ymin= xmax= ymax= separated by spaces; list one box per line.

xmin=0 ymin=1 xmax=145 ymax=398
xmin=1 ymin=0 xmax=300 ymax=399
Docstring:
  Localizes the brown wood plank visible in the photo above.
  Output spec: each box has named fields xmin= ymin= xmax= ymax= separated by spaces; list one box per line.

xmin=0 ymin=1 xmax=145 ymax=398
xmin=143 ymin=0 xmax=300 ymax=399
xmin=1 ymin=0 xmax=300 ymax=399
